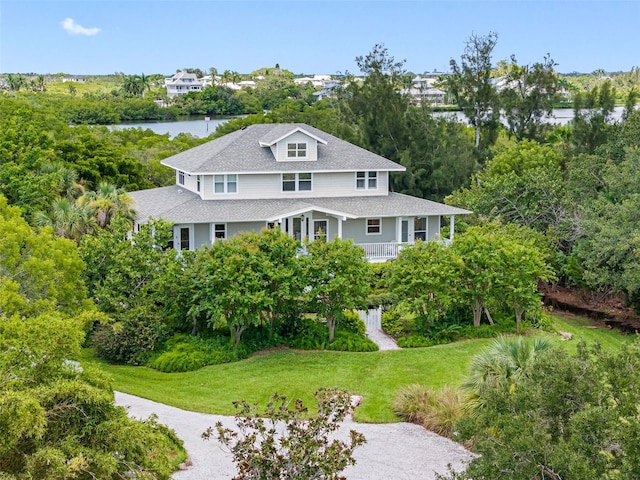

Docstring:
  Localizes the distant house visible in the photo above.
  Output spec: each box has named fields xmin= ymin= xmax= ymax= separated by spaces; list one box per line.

xmin=401 ymin=76 xmax=447 ymax=105
xmin=294 ymin=74 xmax=333 ymax=88
xmin=165 ymin=71 xmax=203 ymax=98
xmin=313 ymin=80 xmax=343 ymax=100
xmin=62 ymin=76 xmax=86 ymax=83
xmin=129 ymin=123 xmax=469 ymax=261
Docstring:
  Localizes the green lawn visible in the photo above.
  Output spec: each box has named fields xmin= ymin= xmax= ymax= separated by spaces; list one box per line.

xmin=90 ymin=314 xmax=632 ymax=423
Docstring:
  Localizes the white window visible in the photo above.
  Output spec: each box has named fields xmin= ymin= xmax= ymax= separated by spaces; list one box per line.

xmin=214 ymin=174 xmax=237 ymax=193
xmin=313 ymin=219 xmax=328 ymax=240
xmin=366 ymin=218 xmax=382 ymax=235
xmin=213 ymin=223 xmax=226 ymax=241
xmin=287 ymin=142 xmax=307 ymax=158
xmin=178 ymin=171 xmax=185 ymax=185
xmin=414 ymin=217 xmax=427 ymax=241
xmin=196 ymin=175 xmax=201 ymax=192
xmin=282 ymin=173 xmax=312 ymax=192
xmin=356 ymin=171 xmax=378 ymax=190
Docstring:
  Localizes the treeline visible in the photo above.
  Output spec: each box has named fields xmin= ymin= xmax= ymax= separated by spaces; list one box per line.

xmin=0 ymin=197 xmax=186 ymax=479
xmin=0 ymin=96 xmax=205 ymax=223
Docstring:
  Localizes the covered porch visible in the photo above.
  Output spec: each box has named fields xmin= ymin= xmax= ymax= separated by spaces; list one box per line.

xmin=270 ymin=208 xmax=459 ymax=262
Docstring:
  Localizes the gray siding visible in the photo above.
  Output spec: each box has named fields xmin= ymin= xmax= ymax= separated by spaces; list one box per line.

xmin=201 ymin=171 xmax=389 ymax=200
xmin=428 ymin=216 xmax=441 ymax=240
xmin=194 ymin=223 xmax=210 ymax=248
xmin=275 ymin=131 xmax=318 ymax=162
xmin=227 ymin=221 xmax=266 ymax=237
xmin=342 ymin=217 xmax=397 ymax=244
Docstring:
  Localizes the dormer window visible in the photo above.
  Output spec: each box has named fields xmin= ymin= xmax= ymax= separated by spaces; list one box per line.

xmin=178 ymin=171 xmax=185 ymax=185
xmin=356 ymin=171 xmax=377 ymax=190
xmin=287 ymin=142 xmax=307 ymax=158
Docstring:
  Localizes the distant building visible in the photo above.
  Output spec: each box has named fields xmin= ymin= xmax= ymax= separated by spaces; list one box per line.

xmin=313 ymin=80 xmax=343 ymax=100
xmin=294 ymin=74 xmax=333 ymax=88
xmin=401 ymin=76 xmax=447 ymax=105
xmin=165 ymin=71 xmax=203 ymax=98
xmin=62 ymin=76 xmax=86 ymax=83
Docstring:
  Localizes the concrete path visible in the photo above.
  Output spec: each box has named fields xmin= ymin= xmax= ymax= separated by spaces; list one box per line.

xmin=366 ymin=327 xmax=401 ymax=351
xmin=115 ymin=391 xmax=474 ymax=480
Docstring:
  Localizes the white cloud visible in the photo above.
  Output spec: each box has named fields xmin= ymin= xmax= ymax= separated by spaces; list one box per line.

xmin=61 ymin=18 xmax=101 ymax=36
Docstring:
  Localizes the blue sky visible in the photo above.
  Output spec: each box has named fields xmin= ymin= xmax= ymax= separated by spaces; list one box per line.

xmin=1 ymin=1 xmax=638 ymax=76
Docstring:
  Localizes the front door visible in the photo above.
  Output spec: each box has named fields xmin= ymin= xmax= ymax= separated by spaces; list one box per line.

xmin=401 ymin=218 xmax=413 ymax=243
xmin=284 ymin=215 xmax=311 ymax=241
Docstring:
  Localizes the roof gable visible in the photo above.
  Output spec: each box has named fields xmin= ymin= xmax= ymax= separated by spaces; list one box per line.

xmin=258 ymin=125 xmax=328 ymax=147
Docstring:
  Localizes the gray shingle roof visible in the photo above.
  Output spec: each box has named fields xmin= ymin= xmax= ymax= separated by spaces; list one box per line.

xmin=129 ymin=186 xmax=470 ymax=224
xmin=160 ymin=123 xmax=405 ymax=174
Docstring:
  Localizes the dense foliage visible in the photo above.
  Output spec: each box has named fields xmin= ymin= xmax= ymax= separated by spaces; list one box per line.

xmin=0 ymin=195 xmax=186 ymax=479
xmin=443 ymin=340 xmax=640 ymax=480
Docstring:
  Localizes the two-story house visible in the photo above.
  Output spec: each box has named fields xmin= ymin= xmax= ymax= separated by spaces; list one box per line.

xmin=129 ymin=123 xmax=470 ymax=261
xmin=165 ymin=71 xmax=203 ymax=98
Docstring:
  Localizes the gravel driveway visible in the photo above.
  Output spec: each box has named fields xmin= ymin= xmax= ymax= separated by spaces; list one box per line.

xmin=115 ymin=391 xmax=475 ymax=480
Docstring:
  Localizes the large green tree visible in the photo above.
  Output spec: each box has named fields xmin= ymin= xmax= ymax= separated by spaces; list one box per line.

xmin=395 ymin=106 xmax=477 ymax=201
xmin=338 ymin=44 xmax=409 ymax=164
xmin=0 ymin=195 xmax=87 ymax=318
xmin=498 ymin=54 xmax=560 ymax=142
xmin=389 ymin=240 xmax=462 ymax=323
xmin=303 ymin=238 xmax=371 ymax=342
xmin=188 ymin=235 xmax=274 ymax=346
xmin=446 ymin=32 xmax=500 ymax=154
xmin=0 ymin=194 xmax=186 ymax=479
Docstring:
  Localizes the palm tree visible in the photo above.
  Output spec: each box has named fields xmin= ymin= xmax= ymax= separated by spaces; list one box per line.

xmin=77 ymin=182 xmax=136 ymax=229
xmin=463 ymin=336 xmax=552 ymax=411
xmin=35 ymin=198 xmax=97 ymax=240
xmin=139 ymin=72 xmax=151 ymax=97
xmin=122 ymin=75 xmax=143 ymax=96
xmin=39 ymin=163 xmax=85 ymax=200
xmin=6 ymin=74 xmax=25 ymax=91
xmin=34 ymin=75 xmax=46 ymax=92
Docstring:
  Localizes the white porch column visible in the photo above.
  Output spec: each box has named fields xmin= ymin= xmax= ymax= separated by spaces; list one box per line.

xmin=396 ymin=217 xmax=401 ymax=242
xmin=450 ymin=215 xmax=455 ymax=241
xmin=337 ymin=217 xmax=343 ymax=239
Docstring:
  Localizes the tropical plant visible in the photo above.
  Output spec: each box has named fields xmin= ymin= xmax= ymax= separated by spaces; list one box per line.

xmin=77 ymin=181 xmax=136 ymax=228
xmin=34 ymin=197 xmax=97 ymax=240
xmin=462 ymin=336 xmax=552 ymax=410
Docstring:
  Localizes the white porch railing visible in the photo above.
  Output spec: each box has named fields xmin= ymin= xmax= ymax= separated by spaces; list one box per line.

xmin=358 ymin=238 xmax=452 ymax=261
xmin=358 ymin=242 xmax=406 ymax=261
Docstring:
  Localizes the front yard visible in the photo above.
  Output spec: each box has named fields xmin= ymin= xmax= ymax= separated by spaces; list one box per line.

xmin=86 ymin=314 xmax=631 ymax=423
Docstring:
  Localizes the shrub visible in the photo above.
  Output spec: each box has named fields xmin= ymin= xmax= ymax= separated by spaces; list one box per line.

xmin=283 ymin=317 xmax=328 ymax=350
xmin=206 ymin=388 xmax=366 ymax=479
xmin=393 ymin=384 xmax=466 ymax=438
xmin=425 ymin=322 xmax=464 ymax=343
xmin=381 ymin=308 xmax=416 ymax=339
xmin=148 ymin=334 xmax=244 ymax=372
xmin=339 ymin=310 xmax=366 ymax=335
xmin=457 ymin=320 xmax=515 ymax=340
xmin=91 ymin=312 xmax=169 ymax=365
xmin=148 ymin=343 xmax=207 ymax=372
xmin=397 ymin=334 xmax=435 ymax=348
xmin=327 ymin=330 xmax=378 ymax=352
